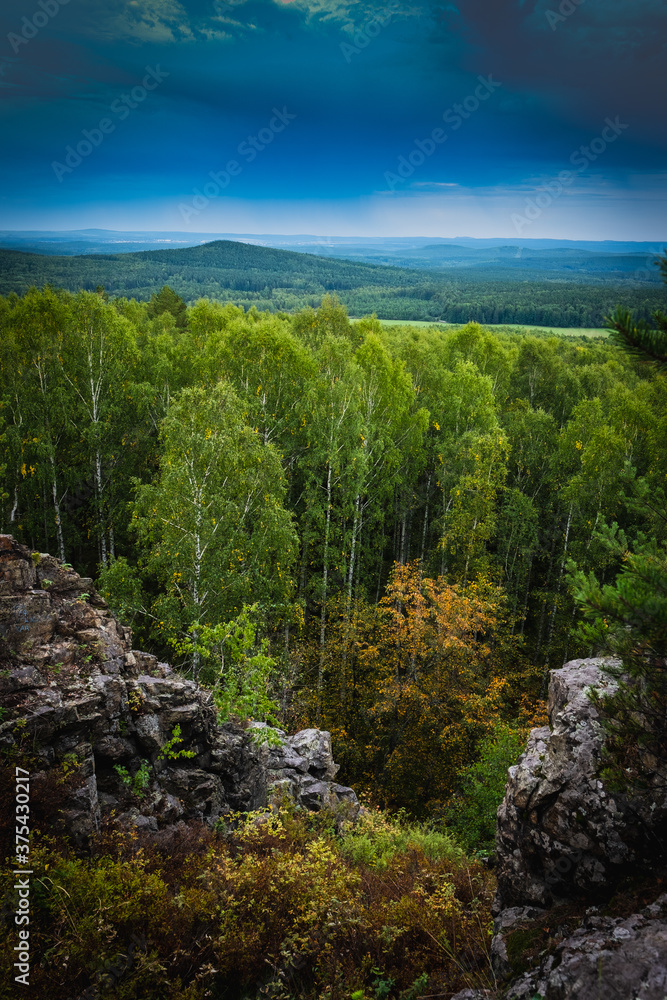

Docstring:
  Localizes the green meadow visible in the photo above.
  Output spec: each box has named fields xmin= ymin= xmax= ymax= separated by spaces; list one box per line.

xmin=372 ymin=318 xmax=609 ymax=337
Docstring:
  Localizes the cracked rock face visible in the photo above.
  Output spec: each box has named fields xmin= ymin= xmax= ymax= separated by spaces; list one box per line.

xmin=504 ymin=897 xmax=667 ymax=1000
xmin=492 ymin=658 xmax=667 ymax=1000
xmin=495 ymin=658 xmax=667 ymax=913
xmin=0 ymin=536 xmax=358 ymax=842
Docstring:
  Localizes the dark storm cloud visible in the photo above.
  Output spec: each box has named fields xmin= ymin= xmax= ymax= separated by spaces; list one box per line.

xmin=453 ymin=0 xmax=667 ymax=144
xmin=0 ymin=0 xmax=664 ymax=235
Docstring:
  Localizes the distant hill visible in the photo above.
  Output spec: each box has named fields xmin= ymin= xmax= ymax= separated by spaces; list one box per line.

xmin=0 ymin=240 xmax=663 ymax=328
xmin=0 ymin=229 xmax=664 ymax=286
xmin=0 ymin=240 xmax=423 ymax=298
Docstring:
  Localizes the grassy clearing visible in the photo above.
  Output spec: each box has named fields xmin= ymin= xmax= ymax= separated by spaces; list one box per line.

xmin=352 ymin=318 xmax=610 ymax=337
xmin=340 ymin=807 xmax=465 ymax=869
xmin=369 ymin=319 xmax=456 ymax=328
xmin=484 ymin=323 xmax=609 ymax=338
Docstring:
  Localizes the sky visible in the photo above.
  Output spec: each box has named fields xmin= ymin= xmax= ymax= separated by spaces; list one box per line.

xmin=0 ymin=0 xmax=665 ymax=239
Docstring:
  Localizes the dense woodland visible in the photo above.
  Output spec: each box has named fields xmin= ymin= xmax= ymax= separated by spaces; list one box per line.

xmin=1 ymin=270 xmax=667 ymax=1000
xmin=2 ymin=278 xmax=666 ymax=819
xmin=0 ymin=242 xmax=664 ymax=327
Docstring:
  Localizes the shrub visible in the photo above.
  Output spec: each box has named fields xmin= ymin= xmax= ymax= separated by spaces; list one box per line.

xmin=157 ymin=724 xmax=197 ymax=760
xmin=114 ymin=760 xmax=151 ymax=798
xmin=340 ymin=808 xmax=464 ymax=870
xmin=0 ymin=804 xmax=496 ymax=1000
xmin=444 ymin=722 xmax=527 ymax=854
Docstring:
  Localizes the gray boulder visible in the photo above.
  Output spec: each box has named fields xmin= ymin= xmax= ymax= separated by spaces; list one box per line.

xmin=504 ymin=898 xmax=667 ymax=1000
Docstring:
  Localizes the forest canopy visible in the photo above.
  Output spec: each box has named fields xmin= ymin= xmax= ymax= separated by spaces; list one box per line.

xmin=1 ymin=282 xmax=666 ymax=813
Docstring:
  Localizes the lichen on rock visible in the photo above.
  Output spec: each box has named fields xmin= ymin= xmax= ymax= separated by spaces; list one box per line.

xmin=495 ymin=657 xmax=666 ymax=914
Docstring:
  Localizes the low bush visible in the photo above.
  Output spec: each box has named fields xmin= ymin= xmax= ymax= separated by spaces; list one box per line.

xmin=0 ymin=804 xmax=495 ymax=1000
xmin=340 ymin=807 xmax=464 ymax=869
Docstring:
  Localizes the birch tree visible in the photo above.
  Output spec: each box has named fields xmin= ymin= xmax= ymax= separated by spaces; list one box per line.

xmin=1 ymin=288 xmax=71 ymax=559
xmin=61 ymin=292 xmax=139 ymax=566
xmin=133 ymin=381 xmax=297 ymax=680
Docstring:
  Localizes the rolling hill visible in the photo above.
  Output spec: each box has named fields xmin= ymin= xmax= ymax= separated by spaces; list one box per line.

xmin=0 ymin=240 xmax=663 ymax=327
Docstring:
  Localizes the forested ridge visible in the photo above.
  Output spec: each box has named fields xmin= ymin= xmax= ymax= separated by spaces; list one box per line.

xmin=2 ymin=278 xmax=666 ymax=819
xmin=0 ymin=241 xmax=663 ymax=327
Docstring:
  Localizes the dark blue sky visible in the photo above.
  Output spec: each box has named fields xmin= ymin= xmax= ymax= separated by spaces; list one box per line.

xmin=1 ymin=0 xmax=665 ymax=237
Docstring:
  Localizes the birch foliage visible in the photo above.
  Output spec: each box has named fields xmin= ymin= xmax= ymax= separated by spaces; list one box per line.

xmin=133 ymin=381 xmax=297 ymax=675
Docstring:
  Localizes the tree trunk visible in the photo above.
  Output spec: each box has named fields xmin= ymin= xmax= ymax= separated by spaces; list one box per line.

xmin=9 ymin=486 xmax=18 ymax=523
xmin=519 ymin=555 xmax=533 ymax=637
xmin=340 ymin=494 xmax=361 ymax=712
xmin=317 ymin=463 xmax=332 ymax=722
xmin=533 ymin=520 xmax=558 ymax=666
xmin=49 ymin=454 xmax=66 ymax=562
xmin=94 ymin=447 xmax=107 ymax=568
xmin=347 ymin=495 xmax=360 ymax=611
xmin=420 ymin=474 xmax=431 ymax=565
xmin=400 ymin=506 xmax=407 ymax=566
xmin=543 ymin=503 xmax=573 ymax=686
xmin=191 ymin=627 xmax=200 ymax=684
xmin=298 ymin=533 xmax=309 ymax=601
xmin=376 ymin=521 xmax=385 ymax=604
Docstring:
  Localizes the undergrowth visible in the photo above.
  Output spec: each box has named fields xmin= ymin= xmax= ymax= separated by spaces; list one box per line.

xmin=0 ymin=804 xmax=496 ymax=1000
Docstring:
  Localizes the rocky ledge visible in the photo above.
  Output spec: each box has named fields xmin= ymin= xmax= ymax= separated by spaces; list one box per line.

xmin=0 ymin=535 xmax=358 ymax=843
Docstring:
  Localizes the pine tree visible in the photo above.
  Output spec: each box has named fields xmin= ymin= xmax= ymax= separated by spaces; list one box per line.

xmin=568 ymin=523 xmax=667 ymax=794
xmin=147 ymin=286 xmax=188 ymax=329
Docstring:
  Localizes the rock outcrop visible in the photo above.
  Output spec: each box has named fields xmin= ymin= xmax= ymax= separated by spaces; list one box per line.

xmin=503 ymin=897 xmax=667 ymax=1000
xmin=489 ymin=658 xmax=667 ymax=1000
xmin=0 ymin=536 xmax=358 ymax=843
xmin=495 ymin=658 xmax=666 ymax=915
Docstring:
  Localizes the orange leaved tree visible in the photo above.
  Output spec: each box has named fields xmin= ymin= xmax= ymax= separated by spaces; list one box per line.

xmin=297 ymin=560 xmax=539 ymax=815
xmin=358 ymin=561 xmax=505 ymax=813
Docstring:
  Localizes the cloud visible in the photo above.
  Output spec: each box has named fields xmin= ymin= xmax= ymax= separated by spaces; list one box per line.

xmin=410 ymin=181 xmax=461 ymax=190
xmin=453 ymin=0 xmax=667 ymax=142
xmin=74 ymin=0 xmax=196 ymax=43
xmin=268 ymin=0 xmax=423 ymax=28
xmin=66 ymin=0 xmax=424 ymax=44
